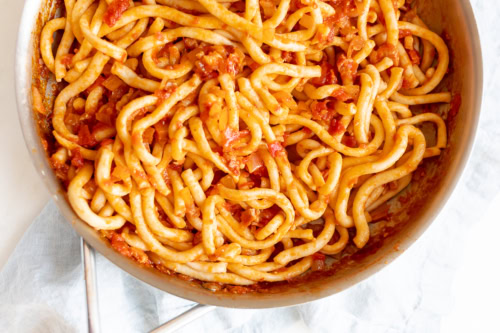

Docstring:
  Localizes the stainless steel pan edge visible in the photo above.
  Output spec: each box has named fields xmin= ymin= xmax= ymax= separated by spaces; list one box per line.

xmin=15 ymin=0 xmax=483 ymax=308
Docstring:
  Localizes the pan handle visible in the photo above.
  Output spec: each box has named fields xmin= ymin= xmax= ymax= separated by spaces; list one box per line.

xmin=150 ymin=304 xmax=216 ymax=333
xmin=81 ymin=239 xmax=215 ymax=333
xmin=81 ymin=238 xmax=101 ymax=333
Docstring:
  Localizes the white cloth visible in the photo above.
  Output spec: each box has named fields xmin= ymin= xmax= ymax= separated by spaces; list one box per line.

xmin=1 ymin=1 xmax=499 ymax=332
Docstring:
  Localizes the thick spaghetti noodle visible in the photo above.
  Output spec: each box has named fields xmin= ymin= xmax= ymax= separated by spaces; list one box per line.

xmin=36 ymin=0 xmax=451 ymax=289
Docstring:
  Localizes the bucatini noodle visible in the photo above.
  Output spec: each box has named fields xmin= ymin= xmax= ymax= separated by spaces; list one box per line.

xmin=35 ymin=0 xmax=451 ymax=290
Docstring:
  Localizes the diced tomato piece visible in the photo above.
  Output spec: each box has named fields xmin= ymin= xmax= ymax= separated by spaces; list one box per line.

xmin=168 ymin=162 xmax=183 ymax=173
xmin=110 ymin=232 xmax=151 ymax=266
xmin=248 ymin=172 xmax=263 ymax=187
xmin=258 ymin=205 xmax=281 ymax=227
xmin=70 ymin=148 xmax=84 ymax=168
xmin=61 ymin=54 xmax=73 ymax=66
xmin=329 ymin=117 xmax=346 ymax=135
xmin=225 ymin=51 xmax=244 ymax=76
xmin=154 ymin=84 xmax=177 ymax=105
xmin=337 ymin=54 xmax=358 ymax=84
xmin=342 ymin=134 xmax=357 ymax=147
xmin=267 ymin=141 xmax=286 ymax=158
xmin=371 ymin=43 xmax=400 ymax=66
xmin=310 ymin=60 xmax=338 ymax=86
xmin=312 ymin=252 xmax=326 ymax=261
xmin=311 ymin=100 xmax=337 ymax=123
xmin=103 ymin=0 xmax=130 ymax=27
xmin=78 ymin=125 xmax=98 ymax=148
xmin=408 ymin=49 xmax=421 ymax=65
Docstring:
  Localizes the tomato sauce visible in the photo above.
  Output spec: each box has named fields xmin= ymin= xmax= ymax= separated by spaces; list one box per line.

xmin=267 ymin=141 xmax=286 ymax=158
xmin=310 ymin=60 xmax=338 ymax=86
xmin=103 ymin=0 xmax=130 ymax=27
xmin=311 ymin=100 xmax=337 ymax=123
xmin=78 ymin=124 xmax=98 ymax=148
xmin=337 ymin=54 xmax=358 ymax=84
xmin=109 ymin=232 xmax=151 ymax=266
xmin=70 ymin=148 xmax=84 ymax=168
xmin=154 ymin=84 xmax=177 ymax=105
xmin=371 ymin=43 xmax=400 ymax=66
xmin=329 ymin=117 xmax=346 ymax=135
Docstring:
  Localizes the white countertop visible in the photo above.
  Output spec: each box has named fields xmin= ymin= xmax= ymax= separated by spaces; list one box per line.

xmin=1 ymin=0 xmax=498 ymax=331
xmin=0 ymin=0 xmax=49 ymax=269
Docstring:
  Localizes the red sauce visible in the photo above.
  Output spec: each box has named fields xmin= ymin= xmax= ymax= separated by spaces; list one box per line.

xmin=370 ymin=43 xmax=399 ymax=67
xmin=95 ymin=103 xmax=116 ymax=126
xmin=78 ymin=124 xmax=98 ymax=148
xmin=85 ymin=76 xmax=105 ymax=94
xmin=168 ymin=162 xmax=183 ymax=173
xmin=61 ymin=54 xmax=73 ymax=66
xmin=194 ymin=52 xmax=222 ymax=80
xmin=224 ymin=285 xmax=253 ymax=294
xmin=342 ymin=133 xmax=357 ymax=147
xmin=337 ymin=54 xmax=358 ymax=84
xmin=326 ymin=0 xmax=356 ymax=30
xmin=310 ymin=60 xmax=338 ymax=86
xmin=241 ymin=208 xmax=258 ymax=228
xmin=225 ymin=52 xmax=242 ymax=76
xmin=154 ymin=84 xmax=177 ymax=105
xmin=154 ymin=118 xmax=169 ymax=144
xmin=281 ymin=51 xmax=294 ymax=63
xmin=370 ymin=203 xmax=390 ymax=221
xmin=408 ymin=49 xmax=421 ymax=65
xmin=100 ymin=138 xmax=114 ymax=147
xmin=311 ymin=252 xmax=326 ymax=271
xmin=312 ymin=252 xmax=326 ymax=260
xmin=331 ymin=86 xmax=358 ymax=102
xmin=329 ymin=117 xmax=346 ymax=135
xmin=191 ymin=46 xmax=244 ymax=80
xmin=155 ymin=42 xmax=174 ymax=62
xmin=109 ymin=232 xmax=151 ymax=266
xmin=70 ymin=148 xmax=84 ymax=168
xmin=258 ymin=205 xmax=281 ymax=227
xmin=248 ymin=172 xmax=264 ymax=186
xmin=103 ymin=0 xmax=130 ymax=27
xmin=449 ymin=93 xmax=461 ymax=118
xmin=398 ymin=29 xmax=412 ymax=38
xmin=225 ymin=156 xmax=242 ymax=176
xmin=267 ymin=141 xmax=286 ymax=158
xmin=402 ymin=77 xmax=413 ymax=90
xmin=223 ymin=201 xmax=242 ymax=219
xmin=292 ymin=0 xmax=306 ymax=10
xmin=311 ymin=100 xmax=337 ymax=123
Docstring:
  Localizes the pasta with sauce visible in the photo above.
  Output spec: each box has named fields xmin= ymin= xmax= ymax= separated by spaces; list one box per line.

xmin=34 ymin=0 xmax=451 ymax=291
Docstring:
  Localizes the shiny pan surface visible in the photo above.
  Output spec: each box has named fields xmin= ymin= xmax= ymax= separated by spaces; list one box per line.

xmin=15 ymin=0 xmax=483 ymax=308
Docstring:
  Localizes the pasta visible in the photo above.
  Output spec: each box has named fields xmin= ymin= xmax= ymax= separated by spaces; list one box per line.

xmin=36 ymin=0 xmax=452 ymax=291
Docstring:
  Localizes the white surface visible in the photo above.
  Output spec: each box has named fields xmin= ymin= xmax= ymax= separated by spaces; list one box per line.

xmin=0 ymin=0 xmax=49 ymax=270
xmin=0 ymin=0 xmax=499 ymax=332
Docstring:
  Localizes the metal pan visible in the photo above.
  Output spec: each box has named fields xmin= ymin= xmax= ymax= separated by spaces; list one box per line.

xmin=15 ymin=0 xmax=483 ymax=308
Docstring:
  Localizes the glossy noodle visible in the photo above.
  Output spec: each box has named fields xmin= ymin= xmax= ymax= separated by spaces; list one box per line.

xmin=36 ymin=0 xmax=451 ymax=289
